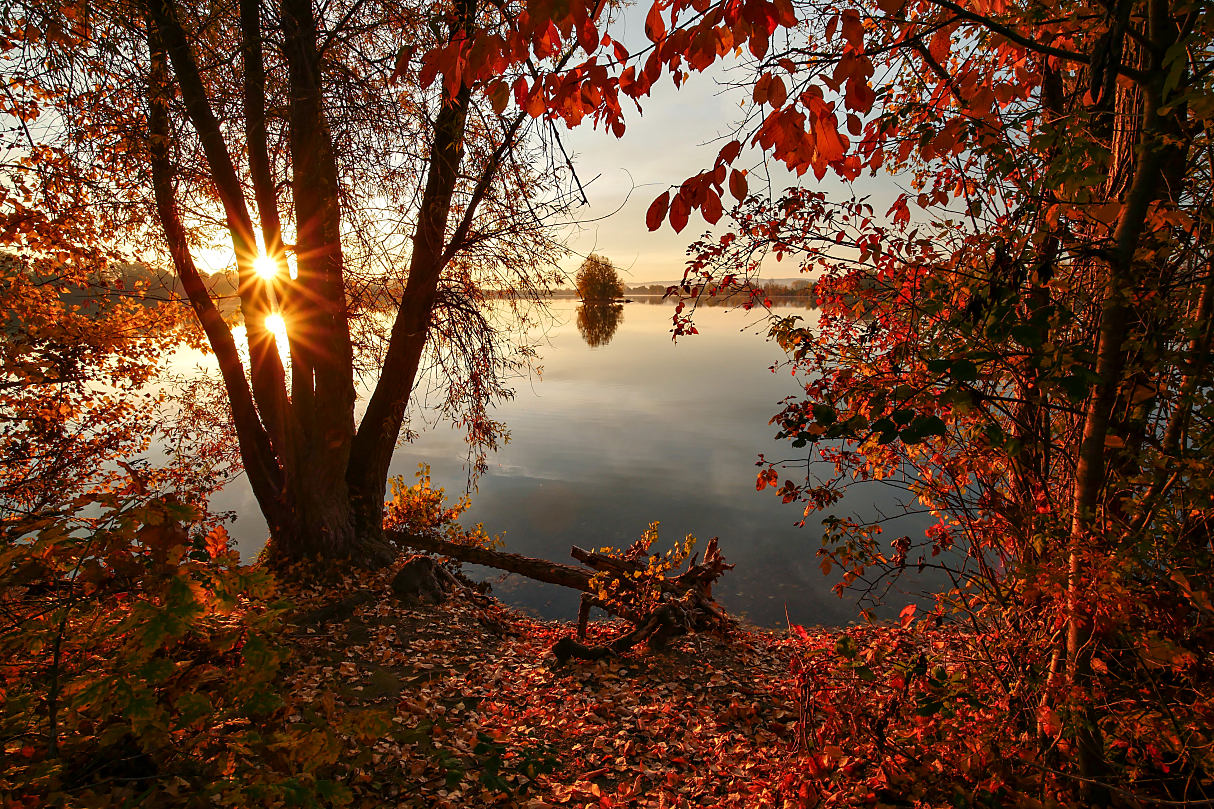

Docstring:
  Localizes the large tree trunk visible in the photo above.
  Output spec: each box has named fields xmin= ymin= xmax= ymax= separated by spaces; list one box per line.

xmin=143 ymin=0 xmax=540 ymax=569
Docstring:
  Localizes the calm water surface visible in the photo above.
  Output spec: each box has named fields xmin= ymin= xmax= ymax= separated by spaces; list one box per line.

xmin=212 ymin=300 xmax=928 ymax=627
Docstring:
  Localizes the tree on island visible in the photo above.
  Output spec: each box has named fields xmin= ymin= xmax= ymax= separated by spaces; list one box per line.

xmin=575 ymin=254 xmax=625 ymax=302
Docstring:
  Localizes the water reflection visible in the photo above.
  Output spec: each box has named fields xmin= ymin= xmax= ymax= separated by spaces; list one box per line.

xmin=576 ymin=302 xmax=624 ymax=347
xmin=205 ymin=301 xmax=933 ymax=627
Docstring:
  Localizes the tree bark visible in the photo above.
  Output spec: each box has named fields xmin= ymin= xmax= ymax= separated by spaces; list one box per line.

xmin=390 ymin=531 xmax=595 ymax=592
xmin=146 ymin=20 xmax=288 ymax=537
xmin=1064 ymin=0 xmax=1185 ymax=794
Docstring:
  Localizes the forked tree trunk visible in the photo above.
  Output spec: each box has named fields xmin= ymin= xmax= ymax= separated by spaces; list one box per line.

xmin=145 ymin=0 xmax=480 ymax=568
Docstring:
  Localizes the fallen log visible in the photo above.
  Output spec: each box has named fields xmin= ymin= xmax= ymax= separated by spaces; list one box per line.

xmin=389 ymin=528 xmax=735 ymax=659
xmin=555 ymin=591 xmax=708 ymax=662
xmin=389 ymin=530 xmax=593 ymax=592
xmin=390 ymin=530 xmax=651 ymax=624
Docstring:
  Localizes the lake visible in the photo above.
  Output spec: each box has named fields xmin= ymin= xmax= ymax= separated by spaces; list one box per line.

xmin=210 ymin=299 xmax=930 ymax=628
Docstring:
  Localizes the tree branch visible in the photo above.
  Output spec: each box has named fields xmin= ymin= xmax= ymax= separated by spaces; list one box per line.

xmin=145 ymin=0 xmax=290 ymax=439
xmin=146 ymin=20 xmax=286 ymax=520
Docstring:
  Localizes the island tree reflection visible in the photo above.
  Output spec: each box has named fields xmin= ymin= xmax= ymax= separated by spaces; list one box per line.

xmin=576 ymin=303 xmax=624 ymax=347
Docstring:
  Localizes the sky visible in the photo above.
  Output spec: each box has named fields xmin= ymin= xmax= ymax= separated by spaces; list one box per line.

xmin=553 ymin=8 xmax=900 ymax=286
xmin=555 ymin=58 xmax=749 ymax=285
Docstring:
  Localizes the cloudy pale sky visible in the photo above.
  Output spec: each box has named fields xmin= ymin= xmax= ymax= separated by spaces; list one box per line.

xmin=555 ymin=7 xmax=897 ymax=286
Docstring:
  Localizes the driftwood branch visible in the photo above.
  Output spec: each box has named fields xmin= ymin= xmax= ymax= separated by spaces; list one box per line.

xmin=390 ymin=530 xmax=593 ymax=591
xmin=389 ymin=529 xmax=736 ymax=660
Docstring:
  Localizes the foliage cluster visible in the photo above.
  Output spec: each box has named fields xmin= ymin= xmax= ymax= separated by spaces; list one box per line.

xmin=384 ymin=464 xmax=502 ymax=551
xmin=0 ymin=499 xmax=339 ymax=807
xmin=644 ymin=0 xmax=1214 ymax=800
xmin=0 ymin=252 xmax=365 ymax=805
xmin=587 ymin=522 xmax=697 ymax=619
xmin=780 ymin=616 xmax=1214 ymax=807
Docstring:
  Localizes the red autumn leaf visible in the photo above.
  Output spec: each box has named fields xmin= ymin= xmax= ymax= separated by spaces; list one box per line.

xmin=772 ymin=0 xmax=797 ymax=26
xmin=718 ymin=138 xmax=743 ymax=165
xmin=702 ymin=189 xmax=723 ymax=224
xmin=512 ymin=76 xmax=529 ymax=106
xmin=418 ymin=53 xmax=439 ymax=89
xmin=753 ymin=73 xmax=771 ymax=105
xmin=577 ymin=18 xmax=599 ymax=52
xmin=1038 ymin=705 xmax=1062 ymax=737
xmin=646 ymin=191 xmax=670 ymax=231
xmin=768 ymin=74 xmax=787 ymax=108
xmin=929 ymin=28 xmax=951 ymax=63
xmin=729 ymin=168 xmax=748 ymax=201
xmin=669 ymin=192 xmax=690 ymax=232
xmin=841 ymin=9 xmax=864 ymax=48
xmin=748 ymin=29 xmax=769 ymax=58
xmin=487 ymin=80 xmax=509 ymax=114
xmin=808 ymin=100 xmax=846 ymax=162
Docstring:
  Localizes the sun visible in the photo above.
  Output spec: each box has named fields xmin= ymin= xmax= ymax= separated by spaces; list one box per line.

xmin=252 ymin=254 xmax=278 ymax=280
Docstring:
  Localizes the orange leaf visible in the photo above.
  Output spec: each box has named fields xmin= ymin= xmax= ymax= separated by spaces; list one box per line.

xmin=813 ymin=115 xmax=846 ymax=162
xmin=1037 ymin=705 xmax=1061 ymax=737
xmin=204 ymin=525 xmax=231 ymax=560
xmin=645 ymin=2 xmax=666 ymax=42
xmin=525 ymin=92 xmax=545 ymax=117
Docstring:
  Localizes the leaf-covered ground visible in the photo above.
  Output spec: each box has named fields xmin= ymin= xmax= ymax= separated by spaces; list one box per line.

xmin=281 ymin=562 xmax=1213 ymax=809
xmin=282 ymin=565 xmax=812 ymax=808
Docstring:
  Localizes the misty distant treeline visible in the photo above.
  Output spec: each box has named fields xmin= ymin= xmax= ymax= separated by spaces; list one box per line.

xmin=623 ymin=279 xmax=817 ymax=308
xmin=546 ymin=279 xmax=818 ymax=308
xmin=1 ymin=253 xmax=239 ymax=310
